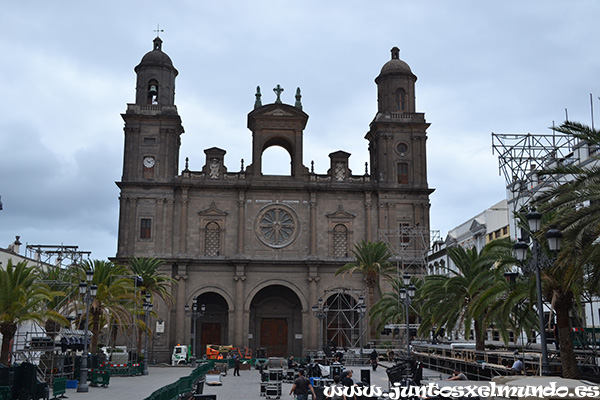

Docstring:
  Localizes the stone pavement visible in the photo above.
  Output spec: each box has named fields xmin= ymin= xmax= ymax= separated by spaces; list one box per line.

xmin=61 ymin=362 xmax=442 ymax=400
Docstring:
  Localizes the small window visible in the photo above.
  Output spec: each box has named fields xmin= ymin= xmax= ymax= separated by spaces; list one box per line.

xmin=492 ymin=331 xmax=500 ymax=341
xmin=395 ymin=88 xmax=406 ymax=111
xmin=204 ymin=221 xmax=221 ymax=256
xmin=332 ymin=224 xmax=348 ymax=258
xmin=140 ymin=219 xmax=152 ymax=239
xmin=397 ymin=163 xmax=409 ymax=184
xmin=502 ymin=227 xmax=508 ymax=235
xmin=143 ymin=137 xmax=156 ymax=145
xmin=399 ymin=223 xmax=411 ymax=246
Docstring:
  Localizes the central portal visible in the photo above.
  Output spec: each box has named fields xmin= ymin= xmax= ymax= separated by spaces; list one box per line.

xmin=249 ymin=285 xmax=302 ymax=357
xmin=260 ymin=318 xmax=288 ymax=357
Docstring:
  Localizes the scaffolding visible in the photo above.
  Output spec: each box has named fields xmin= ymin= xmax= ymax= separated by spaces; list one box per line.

xmin=379 ymin=226 xmax=440 ymax=277
xmin=491 ymin=131 xmax=581 ymax=211
xmin=323 ymin=288 xmax=366 ymax=350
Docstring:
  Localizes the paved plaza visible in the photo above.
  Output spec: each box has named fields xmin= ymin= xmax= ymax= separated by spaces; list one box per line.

xmin=60 ymin=362 xmax=423 ymax=400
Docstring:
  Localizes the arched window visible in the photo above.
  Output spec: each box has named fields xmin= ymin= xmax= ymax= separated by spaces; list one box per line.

xmin=395 ymin=88 xmax=406 ymax=111
xmin=204 ymin=221 xmax=221 ymax=256
xmin=397 ymin=163 xmax=409 ymax=184
xmin=147 ymin=79 xmax=159 ymax=105
xmin=333 ymin=224 xmax=348 ymax=258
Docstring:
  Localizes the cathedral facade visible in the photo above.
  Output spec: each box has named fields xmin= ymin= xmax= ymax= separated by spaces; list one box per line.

xmin=114 ymin=38 xmax=432 ymax=361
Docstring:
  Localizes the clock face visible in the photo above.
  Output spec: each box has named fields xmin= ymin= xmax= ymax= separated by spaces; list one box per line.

xmin=143 ymin=157 xmax=155 ymax=168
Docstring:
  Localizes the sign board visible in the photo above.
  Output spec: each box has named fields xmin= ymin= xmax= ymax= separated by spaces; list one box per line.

xmin=156 ymin=320 xmax=165 ymax=333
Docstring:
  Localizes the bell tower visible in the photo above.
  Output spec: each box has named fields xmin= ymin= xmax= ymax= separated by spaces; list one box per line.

xmin=366 ymin=47 xmax=429 ymax=189
xmin=120 ymin=37 xmax=184 ymax=183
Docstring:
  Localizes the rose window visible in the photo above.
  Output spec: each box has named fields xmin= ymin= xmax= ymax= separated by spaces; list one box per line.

xmin=258 ymin=207 xmax=296 ymax=248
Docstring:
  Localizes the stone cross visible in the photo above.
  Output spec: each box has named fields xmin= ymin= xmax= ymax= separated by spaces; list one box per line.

xmin=273 ymin=84 xmax=284 ymax=103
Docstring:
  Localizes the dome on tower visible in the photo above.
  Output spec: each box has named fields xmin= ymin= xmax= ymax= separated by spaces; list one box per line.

xmin=135 ymin=37 xmax=176 ymax=72
xmin=378 ymin=47 xmax=414 ymax=78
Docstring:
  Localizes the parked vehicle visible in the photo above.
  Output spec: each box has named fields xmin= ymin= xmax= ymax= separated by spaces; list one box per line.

xmin=171 ymin=344 xmax=191 ymax=365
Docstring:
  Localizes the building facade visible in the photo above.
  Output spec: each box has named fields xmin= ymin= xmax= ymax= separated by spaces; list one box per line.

xmin=114 ymin=38 xmax=432 ymax=361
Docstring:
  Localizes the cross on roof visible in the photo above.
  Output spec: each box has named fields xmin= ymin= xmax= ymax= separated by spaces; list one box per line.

xmin=154 ymin=24 xmax=164 ymax=37
xmin=273 ymin=84 xmax=284 ymax=103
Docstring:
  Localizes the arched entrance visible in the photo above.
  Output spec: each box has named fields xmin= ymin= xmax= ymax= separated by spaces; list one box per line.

xmin=324 ymin=291 xmax=364 ymax=349
xmin=249 ymin=285 xmax=302 ymax=357
xmin=193 ymin=292 xmax=228 ymax=358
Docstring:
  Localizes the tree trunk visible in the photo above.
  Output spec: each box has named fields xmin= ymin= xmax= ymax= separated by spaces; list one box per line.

xmin=555 ymin=296 xmax=579 ymax=378
xmin=0 ymin=322 xmax=17 ymax=366
xmin=474 ymin=318 xmax=485 ymax=351
xmin=367 ymin=284 xmax=376 ymax=339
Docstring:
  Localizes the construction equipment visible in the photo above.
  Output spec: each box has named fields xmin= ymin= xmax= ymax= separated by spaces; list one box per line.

xmin=205 ymin=344 xmax=252 ymax=360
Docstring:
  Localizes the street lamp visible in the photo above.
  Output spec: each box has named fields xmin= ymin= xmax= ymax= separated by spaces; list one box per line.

xmin=185 ymin=298 xmax=205 ymax=367
xmin=77 ymin=270 xmax=97 ymax=393
xmin=312 ymin=297 xmax=329 ymax=354
xmin=142 ymin=293 xmax=153 ymax=375
xmin=357 ymin=295 xmax=367 ymax=357
xmin=399 ymin=274 xmax=416 ymax=358
xmin=513 ymin=208 xmax=562 ymax=376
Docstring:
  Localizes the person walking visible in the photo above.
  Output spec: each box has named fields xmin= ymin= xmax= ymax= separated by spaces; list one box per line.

xmin=289 ymin=369 xmax=316 ymax=400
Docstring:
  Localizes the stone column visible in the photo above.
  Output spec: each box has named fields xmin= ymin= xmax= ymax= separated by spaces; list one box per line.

xmin=174 ymin=265 xmax=188 ymax=345
xmin=364 ymin=192 xmax=372 ymax=242
xmin=307 ymin=264 xmax=319 ymax=350
xmin=309 ymin=193 xmax=317 ymax=256
xmin=234 ymin=264 xmax=246 ymax=347
xmin=237 ymin=191 xmax=245 ymax=255
xmin=156 ymin=198 xmax=165 ymax=255
xmin=166 ymin=198 xmax=175 ymax=255
xmin=179 ymin=188 xmax=189 ymax=255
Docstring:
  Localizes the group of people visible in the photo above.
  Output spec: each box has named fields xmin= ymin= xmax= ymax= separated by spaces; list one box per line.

xmin=289 ymin=369 xmax=357 ymax=400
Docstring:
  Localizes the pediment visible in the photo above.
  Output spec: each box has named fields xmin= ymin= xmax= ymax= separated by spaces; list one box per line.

xmin=326 ymin=205 xmax=357 ymax=219
xmin=469 ymin=219 xmax=486 ymax=233
xmin=198 ymin=202 xmax=229 ymax=217
xmin=265 ymin=108 xmax=294 ymax=117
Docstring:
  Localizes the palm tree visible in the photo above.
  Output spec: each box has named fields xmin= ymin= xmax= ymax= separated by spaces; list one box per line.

xmin=127 ymin=257 xmax=176 ymax=357
xmin=0 ymin=260 xmax=68 ymax=365
xmin=531 ymin=120 xmax=600 ymax=378
xmin=335 ymin=240 xmax=394 ymax=308
xmin=127 ymin=257 xmax=175 ymax=306
xmin=471 ymin=268 xmax=538 ymax=348
xmin=417 ymin=239 xmax=512 ymax=351
xmin=77 ymin=260 xmax=135 ymax=353
xmin=336 ymin=240 xmax=394 ymax=337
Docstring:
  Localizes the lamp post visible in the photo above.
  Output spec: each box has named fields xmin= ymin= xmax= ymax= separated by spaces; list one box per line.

xmin=399 ymin=274 xmax=416 ymax=359
xmin=513 ymin=208 xmax=562 ymax=376
xmin=357 ymin=295 xmax=366 ymax=357
xmin=185 ymin=298 xmax=205 ymax=368
xmin=77 ymin=270 xmax=97 ymax=393
xmin=143 ymin=293 xmax=153 ymax=375
xmin=312 ymin=297 xmax=329 ymax=354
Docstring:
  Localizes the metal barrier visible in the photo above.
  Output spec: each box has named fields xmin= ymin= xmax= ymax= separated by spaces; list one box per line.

xmin=0 ymin=387 xmax=10 ymax=400
xmin=51 ymin=377 xmax=67 ymax=399
xmin=143 ymin=360 xmax=214 ymax=400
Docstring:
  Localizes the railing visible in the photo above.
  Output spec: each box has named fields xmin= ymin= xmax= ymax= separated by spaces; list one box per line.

xmin=142 ymin=360 xmax=214 ymax=400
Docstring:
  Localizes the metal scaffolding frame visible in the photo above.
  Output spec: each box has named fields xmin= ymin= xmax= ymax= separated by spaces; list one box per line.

xmin=379 ymin=226 xmax=440 ymax=277
xmin=491 ymin=131 xmax=580 ymax=211
xmin=323 ymin=288 xmax=366 ymax=349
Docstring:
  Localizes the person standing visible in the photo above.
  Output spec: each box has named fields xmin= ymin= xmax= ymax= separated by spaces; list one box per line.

xmin=233 ymin=355 xmax=241 ymax=376
xmin=369 ymin=349 xmax=378 ymax=371
xmin=289 ymin=369 xmax=316 ymax=400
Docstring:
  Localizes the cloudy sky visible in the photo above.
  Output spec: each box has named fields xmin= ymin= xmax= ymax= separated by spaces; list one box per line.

xmin=1 ymin=1 xmax=599 ymax=261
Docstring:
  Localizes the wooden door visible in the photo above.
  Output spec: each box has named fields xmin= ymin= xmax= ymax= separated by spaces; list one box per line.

xmin=260 ymin=318 xmax=288 ymax=357
xmin=200 ymin=323 xmax=221 ymax=356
